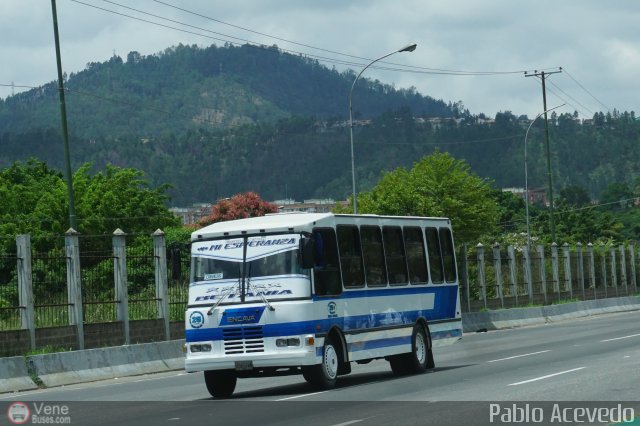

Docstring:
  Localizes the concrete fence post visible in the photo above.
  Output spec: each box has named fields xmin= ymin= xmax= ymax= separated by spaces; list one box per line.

xmin=619 ymin=245 xmax=628 ymax=295
xmin=65 ymin=229 xmax=84 ymax=350
xmin=577 ymin=243 xmax=585 ymax=299
xmin=600 ymin=245 xmax=608 ymax=298
xmin=476 ymin=243 xmax=486 ymax=309
xmin=630 ymin=244 xmax=637 ymax=293
xmin=610 ymin=248 xmax=618 ymax=297
xmin=508 ymin=245 xmax=518 ymax=306
xmin=16 ymin=234 xmax=35 ymax=350
xmin=523 ymin=245 xmax=533 ymax=301
xmin=551 ymin=242 xmax=560 ymax=299
xmin=563 ymin=243 xmax=572 ymax=298
xmin=493 ymin=243 xmax=504 ymax=308
xmin=113 ymin=228 xmax=130 ymax=345
xmin=587 ymin=243 xmax=596 ymax=300
xmin=461 ymin=245 xmax=471 ymax=313
xmin=153 ymin=229 xmax=170 ymax=341
xmin=537 ymin=245 xmax=547 ymax=305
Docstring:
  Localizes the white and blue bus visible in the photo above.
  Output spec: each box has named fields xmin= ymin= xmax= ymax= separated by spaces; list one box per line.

xmin=185 ymin=213 xmax=461 ymax=398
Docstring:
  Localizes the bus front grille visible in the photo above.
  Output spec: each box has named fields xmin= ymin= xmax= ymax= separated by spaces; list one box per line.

xmin=222 ymin=326 xmax=264 ymax=354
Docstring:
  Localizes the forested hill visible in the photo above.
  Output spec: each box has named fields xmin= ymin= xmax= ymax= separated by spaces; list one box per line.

xmin=0 ymin=43 xmax=638 ymax=208
xmin=0 ymin=43 xmax=455 ymax=138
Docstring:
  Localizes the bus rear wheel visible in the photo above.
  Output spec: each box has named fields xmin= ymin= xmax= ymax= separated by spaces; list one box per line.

xmin=204 ymin=370 xmax=237 ymax=399
xmin=390 ymin=325 xmax=429 ymax=375
xmin=302 ymin=337 xmax=339 ymax=389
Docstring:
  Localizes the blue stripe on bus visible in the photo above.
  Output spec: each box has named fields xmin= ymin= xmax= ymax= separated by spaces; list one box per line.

xmin=186 ymin=312 xmax=459 ymax=343
xmin=185 ymin=286 xmax=460 ymax=343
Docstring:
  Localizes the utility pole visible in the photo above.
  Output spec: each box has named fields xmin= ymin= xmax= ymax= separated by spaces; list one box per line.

xmin=50 ymin=0 xmax=77 ymax=230
xmin=525 ymin=68 xmax=562 ymax=243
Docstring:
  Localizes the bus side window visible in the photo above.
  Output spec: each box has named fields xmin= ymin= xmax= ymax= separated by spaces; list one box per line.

xmin=312 ymin=228 xmax=342 ymax=296
xmin=425 ymin=227 xmax=444 ymax=284
xmin=337 ymin=225 xmax=365 ymax=288
xmin=404 ymin=227 xmax=428 ymax=284
xmin=439 ymin=228 xmax=457 ymax=282
xmin=361 ymin=225 xmax=388 ymax=287
xmin=382 ymin=226 xmax=408 ymax=285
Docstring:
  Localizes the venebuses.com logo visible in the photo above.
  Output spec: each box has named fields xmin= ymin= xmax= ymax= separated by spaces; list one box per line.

xmin=6 ymin=401 xmax=72 ymax=424
xmin=7 ymin=402 xmax=30 ymax=424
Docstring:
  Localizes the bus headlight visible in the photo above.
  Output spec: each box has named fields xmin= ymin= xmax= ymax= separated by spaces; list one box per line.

xmin=190 ymin=344 xmax=212 ymax=353
xmin=276 ymin=338 xmax=301 ymax=347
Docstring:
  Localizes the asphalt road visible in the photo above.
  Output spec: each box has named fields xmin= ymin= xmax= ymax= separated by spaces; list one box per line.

xmin=2 ymin=310 xmax=640 ymax=425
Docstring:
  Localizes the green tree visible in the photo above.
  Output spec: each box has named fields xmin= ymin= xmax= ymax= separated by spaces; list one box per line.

xmin=0 ymin=159 xmax=180 ymax=244
xmin=73 ymin=163 xmax=179 ymax=235
xmin=349 ymin=151 xmax=499 ymax=243
xmin=600 ymin=182 xmax=634 ymax=211
xmin=560 ymin=185 xmax=591 ymax=207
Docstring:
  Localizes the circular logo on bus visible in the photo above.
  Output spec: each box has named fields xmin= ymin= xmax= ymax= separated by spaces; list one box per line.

xmin=189 ymin=311 xmax=205 ymax=329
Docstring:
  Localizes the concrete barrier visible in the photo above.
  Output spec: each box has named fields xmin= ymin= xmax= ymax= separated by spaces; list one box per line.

xmin=0 ymin=356 xmax=38 ymax=393
xmin=26 ymin=339 xmax=185 ymax=388
xmin=462 ymin=295 xmax=640 ymax=332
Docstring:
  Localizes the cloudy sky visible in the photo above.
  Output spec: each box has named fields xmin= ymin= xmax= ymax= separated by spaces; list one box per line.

xmin=1 ymin=0 xmax=638 ymax=119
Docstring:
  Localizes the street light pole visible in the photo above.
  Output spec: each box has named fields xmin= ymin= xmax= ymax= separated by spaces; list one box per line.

xmin=524 ymin=104 xmax=564 ymax=249
xmin=349 ymin=43 xmax=417 ymax=214
xmin=51 ymin=0 xmax=77 ymax=230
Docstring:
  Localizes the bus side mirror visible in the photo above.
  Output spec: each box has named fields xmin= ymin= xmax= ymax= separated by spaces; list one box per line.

xmin=299 ymin=237 xmax=315 ymax=269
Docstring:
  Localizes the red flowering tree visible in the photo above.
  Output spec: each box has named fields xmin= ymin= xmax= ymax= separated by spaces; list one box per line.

xmin=199 ymin=192 xmax=278 ymax=226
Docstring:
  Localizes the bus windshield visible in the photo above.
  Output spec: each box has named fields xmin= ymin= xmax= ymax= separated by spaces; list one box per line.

xmin=189 ymin=233 xmax=310 ymax=305
xmin=192 ymin=248 xmax=306 ymax=282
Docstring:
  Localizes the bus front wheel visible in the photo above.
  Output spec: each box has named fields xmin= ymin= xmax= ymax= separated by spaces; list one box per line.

xmin=204 ymin=369 xmax=237 ymax=399
xmin=302 ymin=337 xmax=339 ymax=389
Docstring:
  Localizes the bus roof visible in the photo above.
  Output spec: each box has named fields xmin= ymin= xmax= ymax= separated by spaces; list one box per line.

xmin=191 ymin=212 xmax=451 ymax=241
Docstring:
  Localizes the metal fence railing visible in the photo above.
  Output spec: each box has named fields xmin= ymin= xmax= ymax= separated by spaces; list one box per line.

xmin=168 ymin=242 xmax=190 ymax=321
xmin=0 ymin=241 xmax=19 ymax=331
xmin=460 ymin=242 xmax=639 ymax=312
xmin=80 ymin=235 xmax=117 ymax=323
xmin=32 ymin=247 xmax=69 ymax=328
xmin=127 ymin=236 xmax=158 ymax=320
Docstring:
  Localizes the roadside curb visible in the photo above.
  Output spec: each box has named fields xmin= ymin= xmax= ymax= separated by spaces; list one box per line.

xmin=0 ymin=340 xmax=185 ymax=393
xmin=25 ymin=339 xmax=185 ymax=388
xmin=462 ymin=295 xmax=640 ymax=332
xmin=0 ymin=356 xmax=38 ymax=393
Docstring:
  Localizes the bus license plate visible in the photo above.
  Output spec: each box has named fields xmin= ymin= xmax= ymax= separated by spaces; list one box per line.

xmin=235 ymin=361 xmax=253 ymax=371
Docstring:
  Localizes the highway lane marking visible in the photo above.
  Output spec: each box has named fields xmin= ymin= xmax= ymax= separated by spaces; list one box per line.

xmin=276 ymin=391 xmax=328 ymax=401
xmin=331 ymin=419 xmax=372 ymax=426
xmin=507 ymin=367 xmax=585 ymax=386
xmin=601 ymin=333 xmax=640 ymax=342
xmin=487 ymin=350 xmax=551 ymax=363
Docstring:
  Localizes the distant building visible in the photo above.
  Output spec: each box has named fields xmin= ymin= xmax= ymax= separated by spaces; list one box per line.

xmin=273 ymin=198 xmax=347 ymax=213
xmin=502 ymin=187 xmax=548 ymax=207
xmin=169 ymin=203 xmax=211 ymax=225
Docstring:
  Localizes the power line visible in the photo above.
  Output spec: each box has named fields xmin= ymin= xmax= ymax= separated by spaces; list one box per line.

xmin=151 ymin=0 xmax=536 ymax=76
xmin=356 ymin=134 xmax=519 ymax=146
xmin=496 ymin=196 xmax=640 ymax=229
xmin=544 ymin=78 xmax=594 ymax=116
xmin=539 ymin=79 xmax=590 ymax=117
xmin=71 ymin=0 xmax=538 ymax=77
xmin=562 ymin=68 xmax=610 ymax=113
xmin=0 ymin=83 xmax=37 ymax=90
